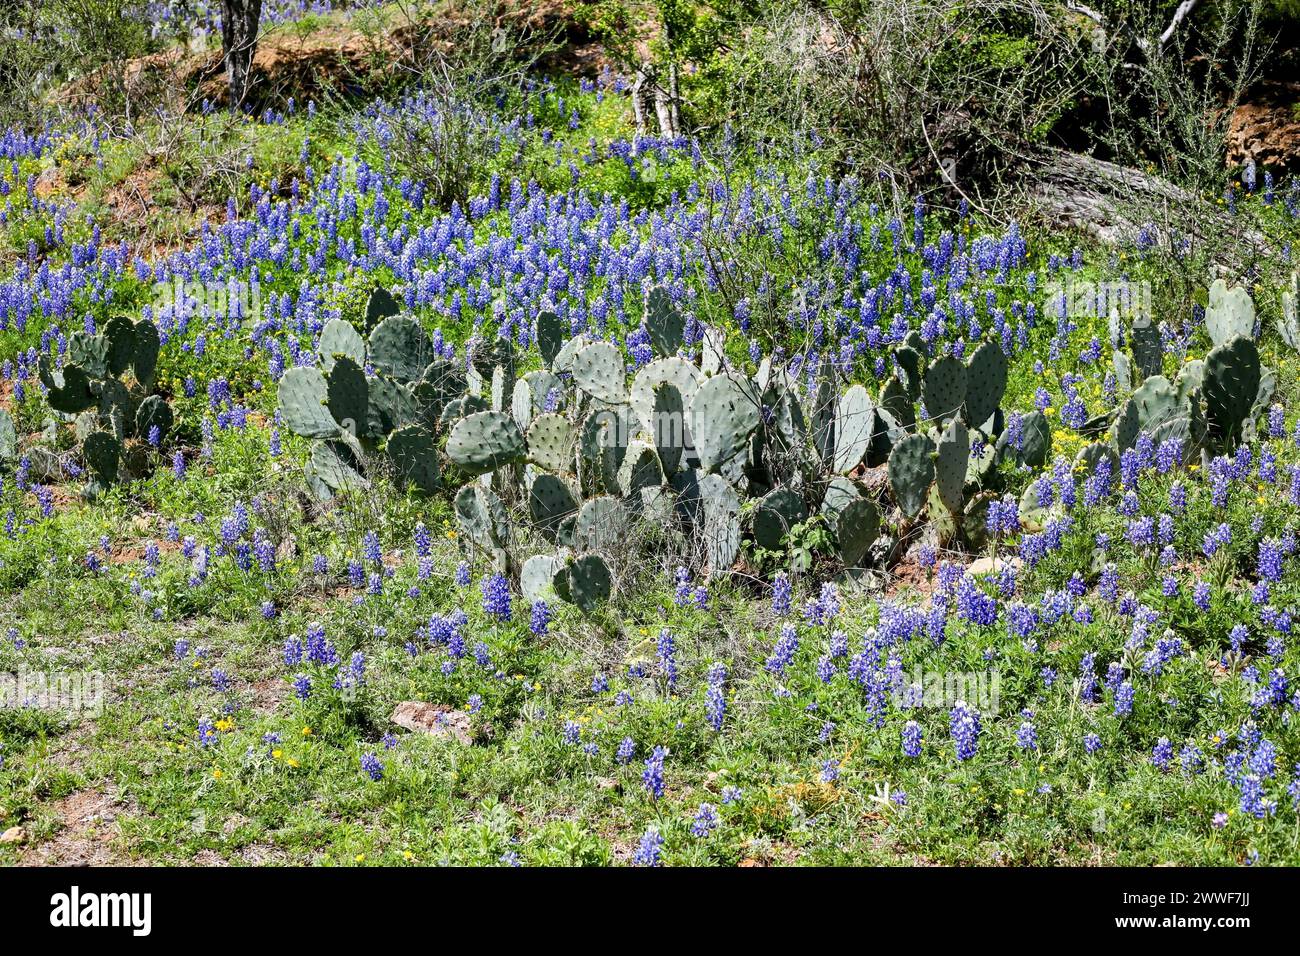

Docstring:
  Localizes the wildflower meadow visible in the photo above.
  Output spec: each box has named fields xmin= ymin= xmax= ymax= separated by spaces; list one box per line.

xmin=1 ymin=2 xmax=1300 ymax=908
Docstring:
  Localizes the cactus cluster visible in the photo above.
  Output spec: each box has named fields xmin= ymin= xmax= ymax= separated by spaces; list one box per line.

xmin=276 ymin=279 xmax=1277 ymax=612
xmin=1105 ymin=282 xmax=1271 ymax=461
xmin=1039 ymin=282 xmax=1274 ymax=530
xmin=278 ymin=301 xmax=457 ymax=499
xmin=33 ymin=316 xmax=171 ymax=494
xmin=880 ymin=335 xmax=1015 ymax=544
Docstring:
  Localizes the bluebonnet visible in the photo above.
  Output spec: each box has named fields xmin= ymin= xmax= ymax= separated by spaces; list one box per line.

xmin=765 ymin=623 xmax=799 ymax=676
xmin=360 ymin=752 xmax=384 ymax=781
xmin=1015 ymin=714 xmax=1038 ymax=751
xmin=529 ymin=599 xmax=551 ymax=635
xmin=633 ymin=827 xmax=663 ymax=866
xmin=902 ymin=720 xmax=922 ymax=757
xmin=1114 ymin=681 xmax=1135 ymax=717
xmin=950 ymin=701 xmax=980 ymax=760
xmin=656 ymin=628 xmax=678 ymax=691
xmin=642 ymin=745 xmax=666 ymax=799
xmin=673 ymin=566 xmax=692 ymax=606
xmin=481 ymin=572 xmax=512 ymax=621
xmin=705 ymin=662 xmax=727 ymax=731
xmin=690 ymin=803 xmax=719 ymax=837
xmin=1151 ymin=737 xmax=1173 ymax=771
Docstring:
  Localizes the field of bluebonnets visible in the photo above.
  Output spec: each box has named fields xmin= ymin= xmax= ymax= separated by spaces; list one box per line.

xmin=3 ymin=0 xmax=1300 ymax=867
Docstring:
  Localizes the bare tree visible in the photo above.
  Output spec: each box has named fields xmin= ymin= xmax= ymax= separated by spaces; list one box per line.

xmin=220 ymin=0 xmax=262 ymax=109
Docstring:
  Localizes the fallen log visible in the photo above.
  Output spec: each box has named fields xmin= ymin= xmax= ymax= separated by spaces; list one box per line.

xmin=1016 ymin=147 xmax=1269 ymax=266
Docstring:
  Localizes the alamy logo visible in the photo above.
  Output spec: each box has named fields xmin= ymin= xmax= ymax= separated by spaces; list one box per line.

xmin=49 ymin=886 xmax=152 ymax=936
xmin=154 ymin=275 xmax=262 ymax=323
xmin=1043 ymin=278 xmax=1151 ymax=322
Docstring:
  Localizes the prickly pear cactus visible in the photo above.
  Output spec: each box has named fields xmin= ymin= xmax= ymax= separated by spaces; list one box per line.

xmin=835 ymin=497 xmax=880 ymax=568
xmin=753 ymin=487 xmax=807 ymax=551
xmin=698 ymin=473 xmax=741 ymax=576
xmin=572 ymin=342 xmax=627 ymax=404
xmin=894 ymin=344 xmax=924 ymax=401
xmin=690 ymin=374 xmax=760 ymax=475
xmin=319 ymin=318 xmax=366 ymax=372
xmin=1203 ymin=335 xmax=1261 ymax=446
xmin=1205 ymin=280 xmax=1255 ymax=347
xmin=1281 ymin=276 xmax=1300 ymax=351
xmin=306 ymin=438 xmax=369 ymax=500
xmin=326 ymin=356 xmax=369 ymax=436
xmin=630 ymin=358 xmax=700 ymax=453
xmin=0 ymin=409 xmax=16 ymax=462
xmin=529 ymin=473 xmax=579 ymax=542
xmin=365 ymin=375 xmax=417 ymax=437
xmin=369 ymin=315 xmax=433 ymax=384
xmin=521 ymin=553 xmax=566 ymax=604
xmin=888 ymin=434 xmax=935 ymax=519
xmin=454 ymin=483 xmax=510 ymax=553
xmin=616 ymin=440 xmax=664 ymax=498
xmin=923 ymin=355 xmax=967 ymax=424
xmin=1112 ymin=397 xmax=1140 ymax=452
xmin=82 ymin=430 xmax=121 ymax=485
xmin=535 ymin=310 xmax=566 ymax=368
xmin=527 ymin=413 xmax=576 ymax=475
xmin=1130 ymin=317 xmax=1163 ymax=381
xmin=446 ymin=411 xmax=527 ymax=474
xmin=831 ymin=384 xmax=873 ymax=474
xmin=645 ymin=286 xmax=685 ymax=357
xmin=386 ymin=424 xmax=440 ymax=494
xmin=934 ymin=417 xmax=969 ymax=516
xmin=364 ymin=286 xmax=401 ymax=330
xmin=1019 ymin=410 xmax=1052 ymax=468
xmin=963 ymin=341 xmax=1007 ymax=429
xmin=880 ymin=376 xmax=915 ymax=430
xmin=573 ymin=495 xmax=627 ymax=552
xmin=278 ymin=367 xmax=339 ymax=439
xmin=566 ymin=553 xmax=612 ymax=613
xmin=31 ymin=316 xmax=174 ymax=490
xmin=810 ymin=366 xmax=837 ymax=470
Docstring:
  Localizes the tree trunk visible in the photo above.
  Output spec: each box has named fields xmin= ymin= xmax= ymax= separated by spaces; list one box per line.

xmin=653 ymin=80 xmax=675 ymax=139
xmin=667 ymin=62 xmax=680 ymax=137
xmin=631 ymin=65 xmax=650 ymax=135
xmin=221 ymin=0 xmax=262 ymax=109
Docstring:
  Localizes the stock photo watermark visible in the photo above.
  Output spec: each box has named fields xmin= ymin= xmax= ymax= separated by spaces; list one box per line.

xmin=1044 ymin=278 xmax=1153 ymax=322
xmin=0 ymin=668 xmax=105 ymax=716
xmin=894 ymin=666 xmax=1002 ymax=717
xmin=154 ymin=276 xmax=263 ymax=323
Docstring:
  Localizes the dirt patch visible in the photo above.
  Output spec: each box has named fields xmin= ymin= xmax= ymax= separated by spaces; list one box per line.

xmin=239 ymin=842 xmax=290 ymax=865
xmin=19 ymin=789 xmax=136 ymax=867
xmin=885 ymin=552 xmax=940 ymax=601
xmin=250 ymin=677 xmax=288 ymax=715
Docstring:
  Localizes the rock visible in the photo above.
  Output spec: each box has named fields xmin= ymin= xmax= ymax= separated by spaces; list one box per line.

xmin=967 ymin=556 xmax=1023 ymax=577
xmin=1227 ymin=83 xmax=1300 ymax=175
xmin=0 ymin=826 xmax=26 ymax=845
xmin=390 ymin=701 xmax=473 ymax=745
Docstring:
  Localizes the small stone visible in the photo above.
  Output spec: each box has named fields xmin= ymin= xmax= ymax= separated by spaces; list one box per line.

xmin=0 ymin=826 xmax=26 ymax=845
xmin=967 ymin=556 xmax=1022 ymax=577
xmin=390 ymin=701 xmax=472 ymax=745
